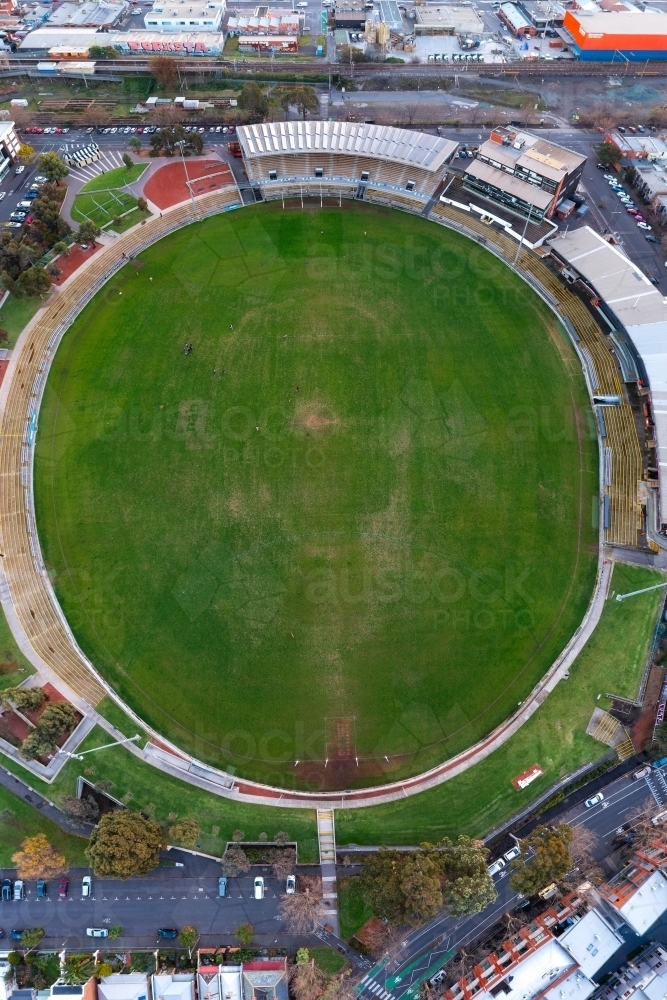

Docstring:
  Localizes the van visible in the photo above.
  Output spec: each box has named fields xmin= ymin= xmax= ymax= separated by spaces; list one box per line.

xmin=254 ymin=876 xmax=265 ymax=899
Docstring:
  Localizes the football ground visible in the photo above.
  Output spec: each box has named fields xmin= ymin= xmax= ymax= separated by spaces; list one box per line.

xmin=34 ymin=202 xmax=599 ymax=789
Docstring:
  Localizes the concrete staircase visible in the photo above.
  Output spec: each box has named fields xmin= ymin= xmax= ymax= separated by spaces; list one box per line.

xmin=317 ymin=808 xmax=339 ymax=936
xmin=317 ymin=808 xmax=336 ymax=864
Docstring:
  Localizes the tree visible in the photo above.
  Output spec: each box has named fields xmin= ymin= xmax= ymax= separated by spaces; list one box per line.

xmin=37 ymin=702 xmax=77 ymax=741
xmin=20 ymin=729 xmax=58 ymax=760
xmin=598 ymin=141 xmax=620 ymax=168
xmin=651 ymin=720 xmax=667 ymax=758
xmin=189 ymin=131 xmax=203 ymax=155
xmin=281 ymin=86 xmax=319 ymax=120
xmin=60 ymin=795 xmax=100 ymax=824
xmin=437 ymin=836 xmax=496 ymax=917
xmin=399 ymin=852 xmax=442 ymax=925
xmin=239 ymin=82 xmax=268 ymax=120
xmin=0 ymin=328 xmax=8 ymax=345
xmin=37 ymin=151 xmax=69 ymax=185
xmin=53 ymin=241 xmax=70 ymax=257
xmin=78 ymin=220 xmax=101 ymax=246
xmin=272 ymin=846 xmax=296 ymax=880
xmin=85 ymin=810 xmax=164 ymax=877
xmin=1 ymin=686 xmax=46 ymax=712
xmin=235 ymin=923 xmax=254 ymax=946
xmin=137 ymin=196 xmax=148 ymax=212
xmin=21 ymin=928 xmax=44 ymax=953
xmin=16 ymin=266 xmax=51 ymax=299
xmin=12 ymin=834 xmax=68 ymax=880
xmin=89 ymin=45 xmax=117 ymax=59
xmin=509 ymin=824 xmax=574 ymax=896
xmin=290 ymin=953 xmax=326 ymax=1000
xmin=275 ymin=831 xmax=291 ymax=845
xmin=128 ymin=136 xmax=142 ymax=153
xmin=18 ymin=143 xmax=34 ymax=162
xmin=221 ymin=846 xmax=251 ymax=876
xmin=167 ymin=818 xmax=200 ymax=847
xmin=278 ymin=875 xmax=324 ymax=934
xmin=150 ymin=55 xmax=178 ymax=90
xmin=178 ymin=925 xmax=198 ymax=957
xmin=6 ymin=953 xmax=22 ymax=967
xmin=358 ymin=849 xmax=409 ymax=923
xmin=122 ymin=153 xmax=134 ymax=171
xmin=95 ymin=963 xmax=113 ymax=978
xmin=63 ymin=955 xmax=96 ymax=985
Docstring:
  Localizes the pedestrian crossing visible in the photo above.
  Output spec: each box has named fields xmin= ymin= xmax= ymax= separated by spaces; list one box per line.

xmin=647 ymin=768 xmax=667 ymax=807
xmin=66 ymin=149 xmax=129 ymax=184
xmin=359 ymin=974 xmax=395 ymax=1000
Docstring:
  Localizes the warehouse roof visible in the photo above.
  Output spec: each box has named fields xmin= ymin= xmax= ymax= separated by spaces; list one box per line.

xmin=464 ymin=157 xmax=554 ymax=209
xmin=238 ymin=122 xmax=458 ymax=172
xmin=568 ymin=9 xmax=667 ymax=35
xmin=549 ymin=225 xmax=667 ymax=517
xmin=47 ymin=1 xmax=125 ymax=26
xmin=415 ymin=3 xmax=485 ymax=31
xmin=18 ymin=26 xmax=102 ymax=47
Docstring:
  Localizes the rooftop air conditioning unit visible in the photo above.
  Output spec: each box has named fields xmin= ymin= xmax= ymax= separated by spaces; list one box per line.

xmin=513 ymin=138 xmax=525 ymax=149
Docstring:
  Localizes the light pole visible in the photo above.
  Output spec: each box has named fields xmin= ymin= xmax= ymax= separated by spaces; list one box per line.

xmin=513 ymin=198 xmax=536 ymax=265
xmin=57 ymin=734 xmax=141 ymax=762
xmin=176 ymin=139 xmax=197 ymax=216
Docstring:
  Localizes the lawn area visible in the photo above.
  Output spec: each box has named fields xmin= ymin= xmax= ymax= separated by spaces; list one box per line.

xmin=0 ymin=293 xmax=44 ymax=347
xmin=108 ymin=206 xmax=152 ymax=234
xmin=71 ymin=163 xmax=147 ymax=227
xmin=0 ymin=782 xmax=88 ymax=867
xmin=34 ymin=201 xmax=598 ymax=789
xmin=335 ymin=561 xmax=665 ymax=846
xmin=338 ymin=876 xmax=374 ymax=940
xmin=0 ymin=600 xmax=35 ymax=691
xmin=312 ymin=948 xmax=348 ymax=975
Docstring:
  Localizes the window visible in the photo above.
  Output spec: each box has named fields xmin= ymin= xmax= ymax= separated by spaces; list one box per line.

xmin=406 ymin=180 xmax=415 ymax=192
xmin=360 ymin=170 xmax=369 ymax=181
xmin=268 ymin=170 xmax=277 ymax=180
xmin=315 ymin=167 xmax=323 ymax=178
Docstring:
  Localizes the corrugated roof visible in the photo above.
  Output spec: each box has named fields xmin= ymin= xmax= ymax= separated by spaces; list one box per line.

xmin=237 ymin=121 xmax=457 ymax=172
xmin=569 ymin=9 xmax=667 ymax=36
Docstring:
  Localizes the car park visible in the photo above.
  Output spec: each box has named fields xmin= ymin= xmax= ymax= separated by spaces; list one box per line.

xmin=158 ymin=928 xmax=178 ymax=939
xmin=503 ymin=845 xmax=521 ymax=862
xmin=254 ymin=876 xmax=265 ymax=899
xmin=58 ymin=877 xmax=68 ymax=899
xmin=2 ymin=880 xmax=11 ymax=901
xmin=286 ymin=875 xmax=296 ymax=894
xmin=585 ymin=791 xmax=604 ymax=808
xmin=218 ymin=877 xmax=227 ymax=897
xmin=36 ymin=880 xmax=47 ymax=898
xmin=82 ymin=876 xmax=92 ymax=897
xmin=487 ymin=858 xmax=506 ymax=876
xmin=13 ymin=881 xmax=24 ymax=901
xmin=86 ymin=928 xmax=108 ymax=937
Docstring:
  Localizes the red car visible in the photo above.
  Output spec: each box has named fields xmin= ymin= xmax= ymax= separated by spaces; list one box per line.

xmin=58 ymin=877 xmax=68 ymax=899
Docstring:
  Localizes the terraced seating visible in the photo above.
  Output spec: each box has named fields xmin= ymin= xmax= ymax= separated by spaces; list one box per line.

xmin=0 ymin=186 xmax=239 ymax=708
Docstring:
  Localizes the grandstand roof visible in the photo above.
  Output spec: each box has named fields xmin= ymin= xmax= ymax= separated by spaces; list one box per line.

xmin=549 ymin=225 xmax=667 ymax=519
xmin=465 ymin=157 xmax=554 ymax=210
xmin=237 ymin=122 xmax=458 ymax=172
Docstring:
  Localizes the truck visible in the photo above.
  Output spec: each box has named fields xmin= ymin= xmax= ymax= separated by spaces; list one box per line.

xmin=228 ymin=141 xmax=242 ymax=158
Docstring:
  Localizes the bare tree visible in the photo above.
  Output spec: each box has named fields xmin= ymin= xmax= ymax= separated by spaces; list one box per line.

xmin=625 ymin=804 xmax=660 ymax=850
xmin=279 ymin=875 xmax=325 ymax=934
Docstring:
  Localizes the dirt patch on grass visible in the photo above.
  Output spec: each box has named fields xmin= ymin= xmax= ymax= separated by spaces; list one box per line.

xmin=293 ymin=402 xmax=340 ymax=433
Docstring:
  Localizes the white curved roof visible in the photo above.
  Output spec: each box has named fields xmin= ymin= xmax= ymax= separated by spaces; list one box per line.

xmin=237 ymin=121 xmax=457 ymax=172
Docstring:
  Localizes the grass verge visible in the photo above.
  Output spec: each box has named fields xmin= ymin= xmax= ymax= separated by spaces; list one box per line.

xmin=312 ymin=948 xmax=348 ymax=975
xmin=0 ymin=294 xmax=44 ymax=348
xmin=338 ymin=876 xmax=373 ymax=940
xmin=0 ymin=782 xmax=88 ymax=867
xmin=0 ymin=600 xmax=36 ymax=691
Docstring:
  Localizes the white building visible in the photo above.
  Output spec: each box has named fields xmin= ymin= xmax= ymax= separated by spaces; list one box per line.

xmin=144 ymin=0 xmax=224 ymax=31
xmin=0 ymin=121 xmax=21 ymax=180
xmin=98 ymin=975 xmax=150 ymax=1000
xmin=152 ymin=975 xmax=194 ymax=1000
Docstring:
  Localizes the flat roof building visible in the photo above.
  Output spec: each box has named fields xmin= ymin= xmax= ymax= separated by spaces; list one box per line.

xmin=606 ymin=130 xmax=667 ymax=161
xmin=46 ymin=2 xmax=127 ymax=27
xmin=414 ymin=3 xmax=486 ymax=34
xmin=563 ymin=9 xmax=667 ymax=60
xmin=144 ymin=0 xmax=223 ymax=31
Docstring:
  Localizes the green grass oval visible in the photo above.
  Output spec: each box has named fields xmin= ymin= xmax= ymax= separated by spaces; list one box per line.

xmin=34 ymin=204 xmax=598 ymax=789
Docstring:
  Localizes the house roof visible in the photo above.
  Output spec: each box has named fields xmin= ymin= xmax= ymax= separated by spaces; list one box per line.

xmin=558 ymin=910 xmax=624 ymax=979
xmin=98 ymin=975 xmax=149 ymax=1000
xmin=619 ymin=870 xmax=667 ymax=935
xmin=474 ymin=939 xmax=580 ymax=1000
xmin=153 ymin=975 xmax=194 ymax=1000
xmin=237 ymin=122 xmax=458 ymax=172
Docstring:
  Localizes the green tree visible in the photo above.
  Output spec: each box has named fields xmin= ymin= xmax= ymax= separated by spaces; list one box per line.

xmin=189 ymin=131 xmax=203 ymax=155
xmin=509 ymin=824 xmax=574 ymax=896
xmin=37 ymin=702 xmax=77 ymax=740
xmin=281 ymin=86 xmax=319 ymax=120
xmin=239 ymin=82 xmax=268 ymax=120
xmin=1 ymin=686 xmax=46 ymax=712
xmin=178 ymin=925 xmax=198 ymax=957
xmin=89 ymin=45 xmax=117 ymax=58
xmin=95 ymin=963 xmax=113 ymax=978
xmin=20 ymin=729 xmax=57 ymax=760
xmin=21 ymin=928 xmax=44 ymax=953
xmin=437 ymin=836 xmax=496 ymax=917
xmin=37 ymin=151 xmax=69 ymax=185
xmin=399 ymin=852 xmax=443 ymax=925
xmin=63 ymin=955 xmax=95 ymax=986
xmin=53 ymin=241 xmax=70 ymax=257
xmin=78 ymin=220 xmax=101 ymax=246
xmin=358 ymin=849 xmax=409 ymax=923
xmin=6 ymin=953 xmax=22 ymax=967
xmin=128 ymin=136 xmax=142 ymax=153
xmin=235 ymin=923 xmax=254 ymax=946
xmin=16 ymin=266 xmax=51 ymax=298
xmin=86 ymin=810 xmax=164 ymax=878
xmin=122 ymin=153 xmax=134 ymax=170
xmin=598 ymin=141 xmax=620 ymax=168
xmin=167 ymin=818 xmax=200 ymax=847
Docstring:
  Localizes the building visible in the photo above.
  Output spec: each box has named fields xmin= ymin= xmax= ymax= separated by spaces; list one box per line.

xmin=497 ymin=3 xmax=536 ymax=36
xmin=46 ymin=1 xmax=127 ymax=27
xmin=144 ymin=0 xmax=224 ymax=32
xmin=97 ymin=975 xmax=150 ymax=1000
xmin=152 ymin=976 xmax=194 ymax=1000
xmin=596 ymin=945 xmax=667 ymax=1000
xmin=561 ymin=9 xmax=667 ymax=61
xmin=241 ymin=960 xmax=288 ymax=1000
xmin=237 ymin=120 xmax=458 ymax=211
xmin=17 ymin=27 xmax=102 ymax=51
xmin=462 ymin=126 xmax=586 ymax=221
xmin=237 ymin=33 xmax=297 ymax=50
xmin=414 ymin=3 xmax=486 ymax=34
xmin=516 ymin=0 xmax=564 ymax=32
xmin=0 ymin=121 xmax=21 ymax=177
xmin=605 ymin=131 xmax=667 ymax=162
xmin=635 ymin=164 xmax=667 ymax=214
xmin=110 ymin=29 xmax=224 ymax=51
xmin=225 ymin=12 xmax=299 ymax=35
xmin=22 ymin=6 xmax=51 ymax=26
xmin=547 ymin=229 xmax=667 ymax=528
xmin=332 ymin=7 xmax=367 ymax=29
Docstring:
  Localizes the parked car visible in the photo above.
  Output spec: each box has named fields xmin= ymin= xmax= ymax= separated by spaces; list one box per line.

xmin=218 ymin=877 xmax=227 ymax=897
xmin=585 ymin=791 xmax=604 ymax=808
xmin=2 ymin=880 xmax=11 ymax=901
xmin=487 ymin=858 xmax=506 ymax=876
xmin=82 ymin=876 xmax=92 ymax=898
xmin=158 ymin=928 xmax=178 ymax=939
xmin=653 ymin=757 xmax=667 ymax=768
xmin=254 ymin=876 xmax=265 ymax=899
xmin=9 ymin=930 xmax=23 ymax=941
xmin=36 ymin=880 xmax=47 ymax=898
xmin=646 ymin=235 xmax=659 ymax=243
xmin=58 ymin=877 xmax=68 ymax=899
xmin=638 ymin=221 xmax=652 ymax=230
xmin=0 ymin=190 xmax=6 ymax=201
xmin=18 ymin=200 xmax=32 ymax=209
xmin=286 ymin=875 xmax=296 ymax=894
xmin=86 ymin=928 xmax=108 ymax=937
xmin=503 ymin=845 xmax=521 ymax=863
xmin=14 ymin=165 xmax=24 ymax=174
xmin=596 ymin=162 xmax=606 ymax=169
xmin=13 ymin=881 xmax=24 ymax=900
xmin=3 ymin=222 xmax=22 ymax=229
xmin=34 ymin=176 xmax=47 ymax=183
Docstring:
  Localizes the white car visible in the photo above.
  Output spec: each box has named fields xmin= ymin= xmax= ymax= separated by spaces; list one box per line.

xmin=297 ymin=2 xmax=307 ymax=6
xmin=638 ymin=221 xmax=652 ymax=230
xmin=14 ymin=165 xmax=24 ymax=174
xmin=487 ymin=858 xmax=506 ymax=876
xmin=503 ymin=845 xmax=521 ymax=863
xmin=286 ymin=875 xmax=296 ymax=894
xmin=82 ymin=876 xmax=92 ymax=897
xmin=86 ymin=928 xmax=108 ymax=937
xmin=254 ymin=876 xmax=265 ymax=899
xmin=585 ymin=791 xmax=604 ymax=808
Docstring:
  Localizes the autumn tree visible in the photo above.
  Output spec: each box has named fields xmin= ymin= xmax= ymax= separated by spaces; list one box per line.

xmin=221 ymin=846 xmax=251 ymax=876
xmin=85 ymin=810 xmax=164 ymax=877
xmin=235 ymin=923 xmax=254 ymax=946
xmin=60 ymin=795 xmax=100 ymax=824
xmin=150 ymin=55 xmax=179 ymax=90
xmin=18 ymin=143 xmax=34 ymax=162
xmin=179 ymin=925 xmax=198 ymax=957
xmin=279 ymin=875 xmax=324 ymax=934
xmin=167 ymin=818 xmax=200 ymax=847
xmin=12 ymin=834 xmax=68 ymax=880
xmin=510 ymin=824 xmax=574 ymax=896
xmin=37 ymin=151 xmax=69 ymax=185
xmin=290 ymin=950 xmax=326 ymax=1000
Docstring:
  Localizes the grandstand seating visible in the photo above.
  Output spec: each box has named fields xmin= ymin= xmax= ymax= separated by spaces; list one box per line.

xmin=431 ymin=201 xmax=642 ymax=549
xmin=0 ymin=184 xmax=240 ymax=708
